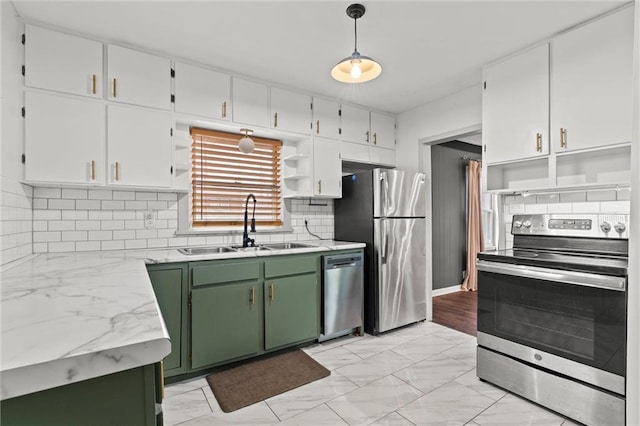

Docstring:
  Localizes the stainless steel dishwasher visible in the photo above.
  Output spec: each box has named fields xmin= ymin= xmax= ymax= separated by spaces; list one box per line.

xmin=319 ymin=252 xmax=364 ymax=342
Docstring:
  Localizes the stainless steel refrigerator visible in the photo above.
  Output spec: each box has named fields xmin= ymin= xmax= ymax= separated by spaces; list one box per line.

xmin=335 ymin=168 xmax=427 ymax=334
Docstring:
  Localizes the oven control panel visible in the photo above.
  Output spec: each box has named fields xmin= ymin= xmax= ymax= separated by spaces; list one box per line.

xmin=512 ymin=214 xmax=629 ymax=238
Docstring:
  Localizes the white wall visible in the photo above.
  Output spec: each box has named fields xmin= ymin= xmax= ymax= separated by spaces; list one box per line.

xmin=0 ymin=1 xmax=32 ymax=265
xmin=396 ymin=84 xmax=482 ymax=172
xmin=626 ymin=1 xmax=639 ymax=424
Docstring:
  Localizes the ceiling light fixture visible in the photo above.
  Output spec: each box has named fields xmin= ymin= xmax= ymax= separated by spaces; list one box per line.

xmin=238 ymin=128 xmax=255 ymax=153
xmin=331 ymin=3 xmax=382 ymax=84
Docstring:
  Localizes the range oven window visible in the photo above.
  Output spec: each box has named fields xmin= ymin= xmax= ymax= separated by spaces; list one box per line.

xmin=478 ymin=270 xmax=626 ymax=376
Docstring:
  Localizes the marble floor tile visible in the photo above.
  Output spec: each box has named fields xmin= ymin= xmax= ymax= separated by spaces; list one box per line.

xmin=440 ymin=340 xmax=477 ymax=366
xmin=393 ymin=354 xmax=474 ymax=395
xmin=473 ymin=393 xmax=566 ymax=426
xmin=177 ymin=401 xmax=279 ymax=425
xmin=398 ymin=381 xmax=495 ymax=425
xmin=453 ymin=369 xmax=506 ymax=401
xmin=336 ymin=350 xmax=414 ymax=387
xmin=266 ymin=372 xmax=358 ymax=421
xmin=310 ymin=346 xmax=363 ymax=370
xmin=327 ymin=375 xmax=423 ymax=425
xmin=387 ymin=321 xmax=444 ymax=340
xmin=164 ymin=376 xmax=209 ymax=398
xmin=275 ymin=404 xmax=348 ymax=425
xmin=432 ymin=328 xmax=476 ymax=345
xmin=391 ymin=334 xmax=458 ymax=362
xmin=342 ymin=333 xmax=410 ymax=359
xmin=370 ymin=411 xmax=416 ymax=425
xmin=304 ymin=334 xmax=365 ymax=355
xmin=200 ymin=382 xmax=221 ymax=412
xmin=162 ymin=388 xmax=212 ymax=426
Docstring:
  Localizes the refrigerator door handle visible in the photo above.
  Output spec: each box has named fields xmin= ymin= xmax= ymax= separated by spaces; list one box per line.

xmin=381 ymin=219 xmax=388 ymax=264
xmin=380 ymin=171 xmax=389 ymax=217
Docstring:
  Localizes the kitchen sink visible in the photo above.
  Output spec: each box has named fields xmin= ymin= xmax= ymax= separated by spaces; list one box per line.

xmin=177 ymin=246 xmax=237 ymax=255
xmin=229 ymin=245 xmax=273 ymax=252
xmin=262 ymin=242 xmax=315 ymax=250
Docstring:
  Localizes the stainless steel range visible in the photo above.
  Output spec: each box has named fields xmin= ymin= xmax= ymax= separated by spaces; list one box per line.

xmin=477 ymin=214 xmax=629 ymax=426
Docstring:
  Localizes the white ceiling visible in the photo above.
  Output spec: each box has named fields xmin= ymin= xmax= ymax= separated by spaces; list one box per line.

xmin=12 ymin=1 xmax=627 ymax=114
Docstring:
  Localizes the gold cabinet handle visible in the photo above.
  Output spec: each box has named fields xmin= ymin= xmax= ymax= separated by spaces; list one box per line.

xmin=92 ymin=74 xmax=97 ymax=95
xmin=316 ymin=120 xmax=320 ymax=135
xmin=112 ymin=78 xmax=117 ymax=98
xmin=373 ymin=132 xmax=377 ymax=145
xmin=222 ymin=101 xmax=227 ymax=118
xmin=91 ymin=160 xmax=96 ymax=180
xmin=114 ymin=162 xmax=120 ymax=181
xmin=366 ymin=130 xmax=370 ymax=143
xmin=274 ymin=112 xmax=278 ymax=127
xmin=249 ymin=287 xmax=255 ymax=305
xmin=536 ymin=133 xmax=542 ymax=152
xmin=269 ymin=283 xmax=274 ymax=301
xmin=560 ymin=128 xmax=567 ymax=149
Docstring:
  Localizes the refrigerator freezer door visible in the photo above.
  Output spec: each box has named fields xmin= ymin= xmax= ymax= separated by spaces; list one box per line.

xmin=374 ymin=217 xmax=427 ymax=333
xmin=373 ymin=169 xmax=427 ymax=218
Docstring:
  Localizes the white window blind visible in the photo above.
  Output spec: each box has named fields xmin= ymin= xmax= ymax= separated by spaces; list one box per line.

xmin=190 ymin=128 xmax=282 ymax=227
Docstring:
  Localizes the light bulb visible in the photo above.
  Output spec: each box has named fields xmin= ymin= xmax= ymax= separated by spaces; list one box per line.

xmin=238 ymin=136 xmax=255 ymax=153
xmin=350 ymin=60 xmax=362 ymax=79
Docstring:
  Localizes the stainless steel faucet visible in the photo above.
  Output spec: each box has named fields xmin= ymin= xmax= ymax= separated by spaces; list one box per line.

xmin=242 ymin=194 xmax=257 ymax=247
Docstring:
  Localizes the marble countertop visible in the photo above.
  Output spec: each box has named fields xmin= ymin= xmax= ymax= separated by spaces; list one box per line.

xmin=0 ymin=240 xmax=364 ymax=400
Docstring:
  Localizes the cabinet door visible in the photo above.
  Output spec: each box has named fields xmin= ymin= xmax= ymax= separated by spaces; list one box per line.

xmin=264 ymin=273 xmax=318 ymax=351
xmin=341 ymin=104 xmax=371 ymax=145
xmin=312 ymin=97 xmax=340 ymax=139
xmin=313 ymin=137 xmax=341 ymax=197
xmin=107 ymin=45 xmax=171 ymax=110
xmin=270 ymin=87 xmax=311 ymax=134
xmin=191 ymin=282 xmax=261 ymax=369
xmin=370 ymin=146 xmax=396 ymax=167
xmin=174 ymin=62 xmax=230 ymax=121
xmin=25 ymin=25 xmax=103 ymax=98
xmin=147 ymin=265 xmax=186 ymax=376
xmin=551 ymin=7 xmax=633 ymax=153
xmin=340 ymin=140 xmax=370 ymax=163
xmin=483 ymin=43 xmax=549 ymax=164
xmin=24 ymin=91 xmax=105 ymax=184
xmin=370 ymin=112 xmax=395 ymax=150
xmin=107 ymin=105 xmax=172 ymax=188
xmin=232 ymin=77 xmax=269 ymax=127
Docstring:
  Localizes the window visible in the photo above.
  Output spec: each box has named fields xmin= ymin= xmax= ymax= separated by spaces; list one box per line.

xmin=190 ymin=128 xmax=282 ymax=228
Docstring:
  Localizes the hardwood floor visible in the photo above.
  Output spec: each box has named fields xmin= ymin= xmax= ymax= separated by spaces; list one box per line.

xmin=432 ymin=290 xmax=477 ymax=336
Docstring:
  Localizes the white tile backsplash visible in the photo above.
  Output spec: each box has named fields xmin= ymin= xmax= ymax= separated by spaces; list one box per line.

xmin=30 ymin=189 xmax=335 ymax=253
xmin=0 ymin=177 xmax=33 ymax=265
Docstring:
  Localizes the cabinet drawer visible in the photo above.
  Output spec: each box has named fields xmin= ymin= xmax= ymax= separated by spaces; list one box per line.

xmin=265 ymin=256 xmax=317 ymax=278
xmin=192 ymin=261 xmax=260 ymax=286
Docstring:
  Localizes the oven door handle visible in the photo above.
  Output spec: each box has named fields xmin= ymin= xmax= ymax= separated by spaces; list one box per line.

xmin=476 ymin=260 xmax=626 ymax=291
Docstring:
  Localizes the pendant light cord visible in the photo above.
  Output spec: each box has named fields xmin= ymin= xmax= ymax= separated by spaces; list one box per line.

xmin=353 ymin=16 xmax=358 ymax=52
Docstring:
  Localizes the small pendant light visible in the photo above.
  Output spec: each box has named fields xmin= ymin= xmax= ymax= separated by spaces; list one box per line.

xmin=331 ymin=3 xmax=382 ymax=84
xmin=238 ymin=128 xmax=255 ymax=153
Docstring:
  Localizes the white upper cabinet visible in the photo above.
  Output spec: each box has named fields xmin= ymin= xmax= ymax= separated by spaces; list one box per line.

xmin=24 ymin=25 xmax=103 ymax=98
xmin=24 ymin=91 xmax=105 ymax=184
xmin=270 ymin=87 xmax=311 ymax=134
xmin=341 ymin=104 xmax=371 ymax=144
xmin=107 ymin=105 xmax=172 ymax=188
xmin=174 ymin=62 xmax=231 ymax=121
xmin=551 ymin=7 xmax=633 ymax=153
xmin=313 ymin=137 xmax=341 ymax=197
xmin=107 ymin=45 xmax=171 ymax=110
xmin=370 ymin=112 xmax=395 ymax=150
xmin=483 ymin=43 xmax=550 ymax=164
xmin=312 ymin=97 xmax=340 ymax=139
xmin=232 ymin=77 xmax=269 ymax=128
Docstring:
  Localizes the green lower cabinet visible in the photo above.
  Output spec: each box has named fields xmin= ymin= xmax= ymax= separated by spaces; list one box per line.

xmin=191 ymin=260 xmax=262 ymax=369
xmin=147 ymin=263 xmax=188 ymax=377
xmin=264 ymin=272 xmax=318 ymax=350
xmin=0 ymin=364 xmax=160 ymax=426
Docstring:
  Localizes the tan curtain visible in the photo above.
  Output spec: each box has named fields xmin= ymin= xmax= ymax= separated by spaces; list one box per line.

xmin=461 ymin=160 xmax=484 ymax=291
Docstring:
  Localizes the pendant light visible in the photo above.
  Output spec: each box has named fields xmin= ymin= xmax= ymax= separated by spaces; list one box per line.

xmin=238 ymin=128 xmax=255 ymax=153
xmin=331 ymin=3 xmax=382 ymax=84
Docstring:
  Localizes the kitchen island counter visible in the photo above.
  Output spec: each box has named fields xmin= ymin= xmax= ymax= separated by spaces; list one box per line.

xmin=0 ymin=240 xmax=363 ymax=401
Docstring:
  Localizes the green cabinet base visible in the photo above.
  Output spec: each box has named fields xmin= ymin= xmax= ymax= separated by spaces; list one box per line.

xmin=0 ymin=364 xmax=159 ymax=426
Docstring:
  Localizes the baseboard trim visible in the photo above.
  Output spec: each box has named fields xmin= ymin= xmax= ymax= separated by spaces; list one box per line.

xmin=432 ymin=285 xmax=462 ymax=297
